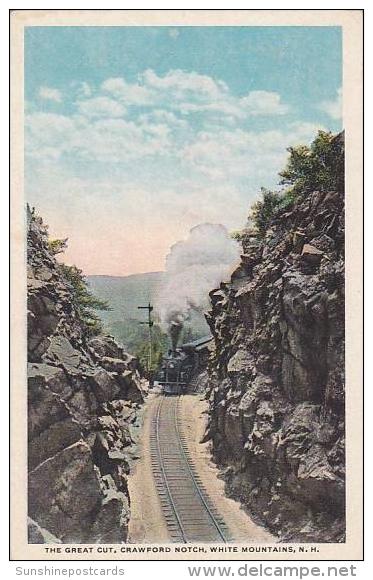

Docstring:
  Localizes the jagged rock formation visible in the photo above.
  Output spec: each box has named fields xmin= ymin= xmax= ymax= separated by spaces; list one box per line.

xmin=205 ymin=187 xmax=345 ymax=542
xmin=27 ymin=210 xmax=147 ymax=543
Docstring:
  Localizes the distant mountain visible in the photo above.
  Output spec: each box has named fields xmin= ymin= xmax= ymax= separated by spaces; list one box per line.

xmin=87 ymin=272 xmax=210 ymax=355
xmin=87 ymin=272 xmax=164 ymax=324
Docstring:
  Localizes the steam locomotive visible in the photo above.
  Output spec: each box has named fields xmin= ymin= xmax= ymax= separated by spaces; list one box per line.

xmin=155 ymin=335 xmax=212 ymax=395
xmin=156 ymin=350 xmax=193 ymax=395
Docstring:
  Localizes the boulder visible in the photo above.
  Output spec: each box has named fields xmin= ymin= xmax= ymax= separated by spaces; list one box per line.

xmin=227 ymin=349 xmax=254 ymax=376
xmin=28 ymin=441 xmax=102 ymax=542
xmin=101 ymin=357 xmax=129 ymax=374
xmin=301 ymin=244 xmax=323 ymax=273
xmin=89 ymin=478 xmax=130 ymax=543
xmin=28 ymin=418 xmax=82 ymax=471
xmin=292 ymin=230 xmax=306 ymax=253
xmin=90 ymin=368 xmax=121 ymax=403
xmin=28 ymin=363 xmax=73 ymax=400
xmin=28 ymin=377 xmax=70 ymax=440
xmin=44 ymin=336 xmax=82 ymax=373
xmin=28 ymin=518 xmax=62 ymax=544
xmin=88 ymin=336 xmax=123 ymax=359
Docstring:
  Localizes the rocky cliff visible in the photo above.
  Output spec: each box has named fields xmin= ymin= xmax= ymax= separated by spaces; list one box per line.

xmin=205 ymin=186 xmax=345 ymax=542
xmin=27 ymin=209 xmax=147 ymax=543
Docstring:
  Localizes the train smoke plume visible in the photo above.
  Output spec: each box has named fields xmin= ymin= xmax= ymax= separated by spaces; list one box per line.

xmin=156 ymin=223 xmax=240 ymax=348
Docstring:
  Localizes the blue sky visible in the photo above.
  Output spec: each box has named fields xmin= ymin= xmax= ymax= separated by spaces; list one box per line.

xmin=25 ymin=26 xmax=342 ymax=275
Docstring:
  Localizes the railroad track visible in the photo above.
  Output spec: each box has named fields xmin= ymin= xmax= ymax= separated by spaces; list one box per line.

xmin=150 ymin=394 xmax=231 ymax=543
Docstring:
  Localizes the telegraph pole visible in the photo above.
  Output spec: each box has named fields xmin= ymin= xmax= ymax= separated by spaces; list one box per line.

xmin=137 ymin=302 xmax=154 ymax=375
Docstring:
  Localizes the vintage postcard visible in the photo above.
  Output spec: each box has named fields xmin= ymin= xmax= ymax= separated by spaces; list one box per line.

xmin=10 ymin=9 xmax=363 ymax=561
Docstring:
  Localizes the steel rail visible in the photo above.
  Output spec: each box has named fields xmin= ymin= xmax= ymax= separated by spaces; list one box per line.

xmin=153 ymin=395 xmax=187 ymax=543
xmin=151 ymin=394 xmax=230 ymax=543
xmin=174 ymin=396 xmax=228 ymax=543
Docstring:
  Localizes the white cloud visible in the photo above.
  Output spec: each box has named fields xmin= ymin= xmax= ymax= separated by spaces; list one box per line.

xmin=139 ymin=109 xmax=188 ymax=129
xmin=76 ymin=96 xmax=126 ymax=118
xmin=182 ymin=122 xmax=325 ymax=181
xmin=38 ymin=86 xmax=62 ymax=103
xmin=25 ymin=111 xmax=173 ymax=163
xmin=318 ymin=87 xmax=342 ymax=120
xmin=177 ymin=93 xmax=288 ymax=119
xmin=77 ymin=118 xmax=172 ymax=161
xmin=26 ymin=82 xmax=321 ymax=190
xmin=179 ymin=100 xmax=244 ymax=118
xmin=25 ymin=92 xmax=322 ymax=187
xmin=100 ymin=70 xmax=289 ymax=120
xmin=76 ymin=81 xmax=92 ymax=99
xmin=169 ymin=29 xmax=180 ymax=39
xmin=25 ymin=112 xmax=76 ymax=159
xmin=141 ymin=69 xmax=228 ymax=101
xmin=101 ymin=77 xmax=154 ymax=106
xmin=240 ymin=91 xmax=289 ymax=116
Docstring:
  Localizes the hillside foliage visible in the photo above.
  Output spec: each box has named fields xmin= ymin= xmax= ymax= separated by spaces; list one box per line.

xmin=59 ymin=263 xmax=111 ymax=336
xmin=249 ymin=130 xmax=344 ymax=238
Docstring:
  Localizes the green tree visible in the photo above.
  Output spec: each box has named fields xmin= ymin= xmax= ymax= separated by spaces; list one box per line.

xmin=230 ymin=230 xmax=245 ymax=243
xmin=48 ymin=238 xmax=68 ymax=255
xmin=133 ymin=323 xmax=169 ymax=375
xmin=248 ymin=131 xmax=344 ymax=238
xmin=60 ymin=264 xmax=111 ymax=336
xmin=279 ymin=130 xmax=344 ymax=195
xmin=249 ymin=188 xmax=283 ymax=238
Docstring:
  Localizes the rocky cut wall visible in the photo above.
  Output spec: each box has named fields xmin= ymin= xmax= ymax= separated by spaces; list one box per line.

xmin=205 ymin=186 xmax=345 ymax=542
xmin=27 ymin=208 xmax=147 ymax=543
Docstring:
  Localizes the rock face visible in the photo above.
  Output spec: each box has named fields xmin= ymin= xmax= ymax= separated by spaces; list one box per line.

xmin=206 ymin=188 xmax=345 ymax=542
xmin=27 ymin=210 xmax=147 ymax=543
